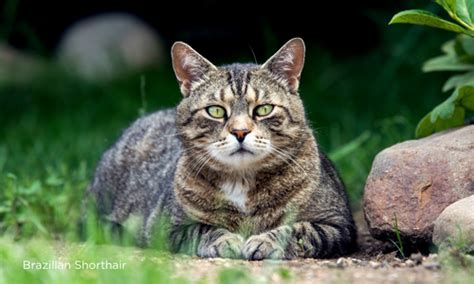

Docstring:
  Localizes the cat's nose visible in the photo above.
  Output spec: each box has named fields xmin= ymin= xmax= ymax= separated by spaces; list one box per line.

xmin=231 ymin=129 xmax=250 ymax=143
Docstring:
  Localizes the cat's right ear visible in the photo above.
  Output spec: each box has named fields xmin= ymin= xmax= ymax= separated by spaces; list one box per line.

xmin=261 ymin=38 xmax=305 ymax=94
xmin=171 ymin=42 xmax=217 ymax=97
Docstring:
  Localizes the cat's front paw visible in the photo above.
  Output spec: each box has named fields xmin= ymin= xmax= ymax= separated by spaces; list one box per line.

xmin=242 ymin=234 xmax=285 ymax=260
xmin=198 ymin=232 xmax=244 ymax=259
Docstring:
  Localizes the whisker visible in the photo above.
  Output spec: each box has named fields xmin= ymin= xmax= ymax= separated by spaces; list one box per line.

xmin=248 ymin=44 xmax=258 ymax=65
xmin=182 ymin=151 xmax=210 ymax=183
xmin=269 ymin=149 xmax=295 ymax=173
xmin=194 ymin=154 xmax=213 ymax=178
xmin=270 ymin=145 xmax=309 ymax=177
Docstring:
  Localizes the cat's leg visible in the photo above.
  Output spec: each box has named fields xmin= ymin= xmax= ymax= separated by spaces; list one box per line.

xmin=170 ymin=223 xmax=245 ymax=258
xmin=242 ymin=220 xmax=356 ymax=260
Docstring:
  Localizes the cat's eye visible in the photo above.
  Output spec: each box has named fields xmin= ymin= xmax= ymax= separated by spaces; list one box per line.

xmin=206 ymin=105 xmax=227 ymax=119
xmin=255 ymin=104 xmax=274 ymax=117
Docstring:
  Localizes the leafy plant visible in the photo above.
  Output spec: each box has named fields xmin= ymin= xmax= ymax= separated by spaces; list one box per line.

xmin=390 ymin=0 xmax=474 ymax=137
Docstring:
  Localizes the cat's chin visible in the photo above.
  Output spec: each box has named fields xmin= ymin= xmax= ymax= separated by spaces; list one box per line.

xmin=212 ymin=151 xmax=268 ymax=171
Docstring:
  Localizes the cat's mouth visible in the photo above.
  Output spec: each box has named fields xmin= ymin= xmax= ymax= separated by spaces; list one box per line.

xmin=229 ymin=147 xmax=254 ymax=156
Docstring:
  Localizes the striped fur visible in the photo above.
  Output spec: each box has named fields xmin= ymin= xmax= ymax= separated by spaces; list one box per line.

xmin=87 ymin=38 xmax=357 ymax=259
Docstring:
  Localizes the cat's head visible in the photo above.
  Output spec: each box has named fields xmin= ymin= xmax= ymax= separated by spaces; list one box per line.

xmin=172 ymin=38 xmax=309 ymax=172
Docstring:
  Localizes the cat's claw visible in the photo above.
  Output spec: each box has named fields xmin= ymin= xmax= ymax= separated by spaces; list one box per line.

xmin=198 ymin=233 xmax=244 ymax=259
xmin=242 ymin=234 xmax=284 ymax=260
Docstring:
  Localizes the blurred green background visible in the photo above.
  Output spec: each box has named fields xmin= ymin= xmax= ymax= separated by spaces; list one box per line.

xmin=0 ymin=0 xmax=452 ymax=241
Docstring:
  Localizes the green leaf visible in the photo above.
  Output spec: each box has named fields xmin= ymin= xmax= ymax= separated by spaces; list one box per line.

xmin=431 ymin=99 xmax=456 ymax=122
xmin=442 ymin=39 xmax=457 ymax=55
xmin=453 ymin=0 xmax=474 ymax=29
xmin=454 ymin=34 xmax=474 ymax=55
xmin=443 ymin=71 xmax=474 ymax=91
xmin=416 ymin=86 xmax=473 ymax=138
xmin=423 ymin=54 xmax=474 ymax=72
xmin=389 ymin=10 xmax=469 ymax=34
xmin=415 ymin=112 xmax=437 ymax=139
xmin=425 ymin=36 xmax=474 ymax=74
xmin=436 ymin=0 xmax=457 ymax=15
xmin=436 ymin=0 xmax=474 ymax=31
xmin=416 ymin=106 xmax=465 ymax=138
xmin=431 ymin=87 xmax=463 ymax=121
xmin=434 ymin=106 xmax=466 ymax=131
xmin=461 ymin=91 xmax=474 ymax=109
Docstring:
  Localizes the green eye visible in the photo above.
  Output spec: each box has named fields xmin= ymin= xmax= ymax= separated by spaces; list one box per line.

xmin=255 ymin=104 xmax=274 ymax=117
xmin=206 ymin=105 xmax=226 ymax=118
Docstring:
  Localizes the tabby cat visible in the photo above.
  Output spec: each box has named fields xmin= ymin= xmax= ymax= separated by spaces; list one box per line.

xmin=87 ymin=38 xmax=357 ymax=259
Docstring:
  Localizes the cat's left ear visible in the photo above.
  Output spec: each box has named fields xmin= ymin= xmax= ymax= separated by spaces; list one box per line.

xmin=261 ymin=38 xmax=305 ymax=94
xmin=171 ymin=42 xmax=218 ymax=97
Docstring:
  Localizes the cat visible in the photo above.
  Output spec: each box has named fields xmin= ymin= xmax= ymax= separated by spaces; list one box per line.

xmin=86 ymin=38 xmax=357 ymax=259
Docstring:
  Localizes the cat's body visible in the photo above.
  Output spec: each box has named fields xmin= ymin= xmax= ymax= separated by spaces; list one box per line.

xmin=87 ymin=39 xmax=357 ymax=259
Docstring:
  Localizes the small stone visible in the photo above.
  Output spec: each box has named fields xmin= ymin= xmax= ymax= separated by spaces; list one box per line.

xmin=350 ymin=258 xmax=363 ymax=266
xmin=369 ymin=261 xmax=381 ymax=269
xmin=433 ymin=195 xmax=474 ymax=252
xmin=410 ymin=253 xmax=423 ymax=265
xmin=335 ymin=257 xmax=350 ymax=268
xmin=392 ymin=257 xmax=402 ymax=263
xmin=423 ymin=262 xmax=441 ymax=270
xmin=405 ymin=259 xmax=415 ymax=267
xmin=391 ymin=261 xmax=402 ymax=268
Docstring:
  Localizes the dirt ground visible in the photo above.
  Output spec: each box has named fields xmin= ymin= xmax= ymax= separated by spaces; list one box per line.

xmin=164 ymin=211 xmax=464 ymax=284
xmin=171 ymin=255 xmax=445 ymax=284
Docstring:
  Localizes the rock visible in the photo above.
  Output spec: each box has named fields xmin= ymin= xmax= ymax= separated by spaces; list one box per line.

xmin=335 ymin=257 xmax=350 ymax=268
xmin=369 ymin=261 xmax=381 ymax=269
xmin=363 ymin=125 xmax=474 ymax=247
xmin=422 ymin=262 xmax=441 ymax=270
xmin=409 ymin=253 xmax=423 ymax=265
xmin=432 ymin=195 xmax=474 ymax=252
xmin=0 ymin=44 xmax=43 ymax=83
xmin=57 ymin=13 xmax=164 ymax=81
xmin=404 ymin=259 xmax=416 ymax=267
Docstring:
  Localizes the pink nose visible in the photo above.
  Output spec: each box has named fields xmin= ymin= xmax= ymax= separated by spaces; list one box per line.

xmin=231 ymin=129 xmax=250 ymax=142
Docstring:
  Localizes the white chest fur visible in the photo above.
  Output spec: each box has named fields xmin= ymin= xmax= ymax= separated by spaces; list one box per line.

xmin=221 ymin=180 xmax=249 ymax=211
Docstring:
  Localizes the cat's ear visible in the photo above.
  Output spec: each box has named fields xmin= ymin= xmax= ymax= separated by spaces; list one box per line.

xmin=171 ymin=42 xmax=218 ymax=97
xmin=261 ymin=38 xmax=305 ymax=94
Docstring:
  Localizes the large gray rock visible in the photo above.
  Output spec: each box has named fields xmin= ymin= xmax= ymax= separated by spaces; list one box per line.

xmin=57 ymin=13 xmax=164 ymax=81
xmin=433 ymin=195 xmax=474 ymax=252
xmin=363 ymin=125 xmax=474 ymax=247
